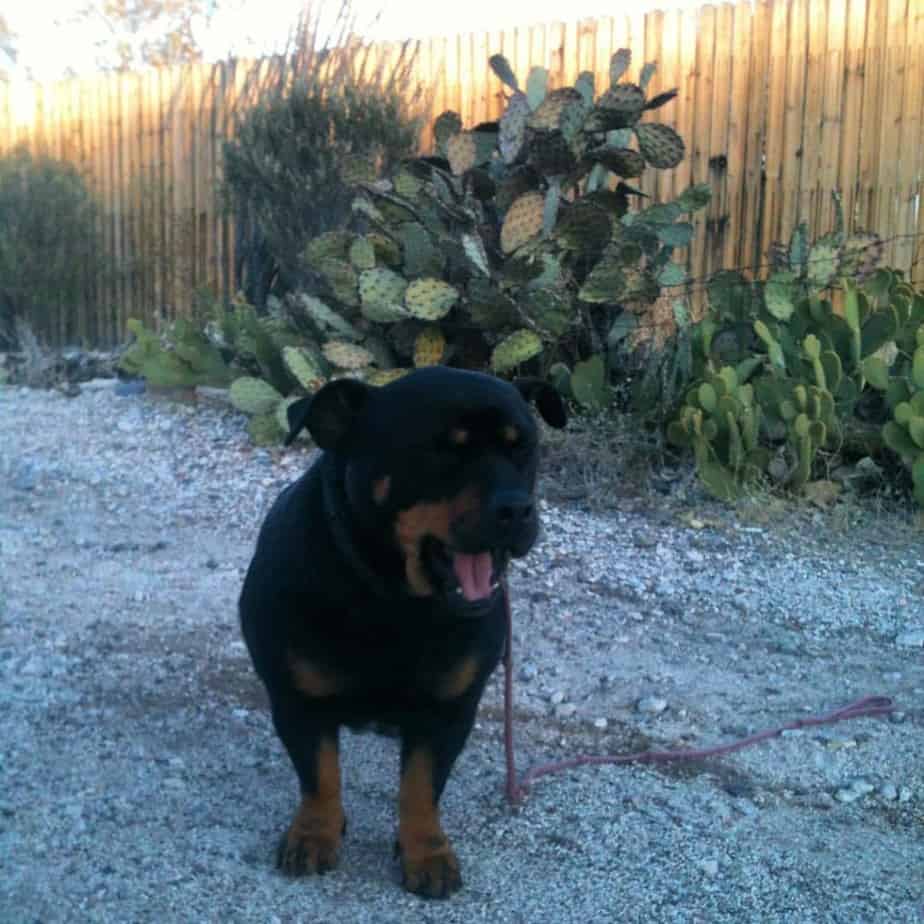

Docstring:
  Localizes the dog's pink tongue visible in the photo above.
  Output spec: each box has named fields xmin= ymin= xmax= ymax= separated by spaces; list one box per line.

xmin=452 ymin=552 xmax=494 ymax=601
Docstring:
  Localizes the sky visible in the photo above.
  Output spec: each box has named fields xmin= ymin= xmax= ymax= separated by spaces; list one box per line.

xmin=3 ymin=0 xmax=706 ymax=82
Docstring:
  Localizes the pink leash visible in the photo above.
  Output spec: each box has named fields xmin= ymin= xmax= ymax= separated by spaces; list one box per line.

xmin=501 ymin=582 xmax=896 ymax=804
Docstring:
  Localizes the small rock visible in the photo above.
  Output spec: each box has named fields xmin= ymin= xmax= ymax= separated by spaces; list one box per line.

xmin=898 ymin=787 xmax=912 ymax=804
xmin=637 ymin=696 xmax=668 ymax=715
xmin=11 ymin=463 xmax=37 ymax=492
xmin=555 ymin=703 xmax=577 ymax=719
xmin=835 ymin=779 xmax=875 ymax=804
xmin=81 ymin=378 xmax=116 ymax=391
xmin=698 ymin=859 xmax=719 ymax=878
xmin=880 ymin=783 xmax=898 ymax=801
xmin=133 ymin=590 xmax=145 ymax=603
xmin=825 ymin=737 xmax=857 ymax=751
xmin=895 ymin=629 xmax=924 ymax=648
xmin=518 ymin=662 xmax=538 ymax=683
xmin=549 ymin=690 xmax=565 ymax=706
xmin=592 ymin=718 xmax=608 ymax=730
xmin=114 ymin=379 xmax=146 ymax=397
xmin=195 ymin=386 xmax=231 ymax=405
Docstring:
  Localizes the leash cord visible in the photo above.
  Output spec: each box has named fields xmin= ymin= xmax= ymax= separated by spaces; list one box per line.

xmin=501 ymin=581 xmax=896 ymax=805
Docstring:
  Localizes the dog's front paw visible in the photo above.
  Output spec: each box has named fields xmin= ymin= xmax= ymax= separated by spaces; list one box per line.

xmin=398 ymin=835 xmax=462 ymax=898
xmin=276 ymin=828 xmax=341 ymax=875
xmin=276 ymin=802 xmax=345 ymax=876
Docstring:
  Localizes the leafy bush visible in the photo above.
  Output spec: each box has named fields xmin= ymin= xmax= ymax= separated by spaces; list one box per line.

xmin=0 ymin=146 xmax=106 ymax=345
xmin=221 ymin=7 xmax=423 ymax=306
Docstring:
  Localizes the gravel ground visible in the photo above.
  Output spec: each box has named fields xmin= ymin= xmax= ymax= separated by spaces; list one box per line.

xmin=1 ymin=381 xmax=923 ymax=924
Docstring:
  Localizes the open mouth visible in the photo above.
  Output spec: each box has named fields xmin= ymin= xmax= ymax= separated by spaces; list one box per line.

xmin=422 ymin=538 xmax=509 ymax=608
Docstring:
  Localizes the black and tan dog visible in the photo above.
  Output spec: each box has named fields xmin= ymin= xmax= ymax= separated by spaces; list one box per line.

xmin=239 ymin=366 xmax=566 ymax=898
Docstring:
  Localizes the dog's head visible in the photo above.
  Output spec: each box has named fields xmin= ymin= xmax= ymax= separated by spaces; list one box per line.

xmin=285 ymin=367 xmax=566 ymax=611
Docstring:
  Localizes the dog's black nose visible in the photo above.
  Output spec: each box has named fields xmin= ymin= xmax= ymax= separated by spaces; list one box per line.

xmin=487 ymin=491 xmax=534 ymax=537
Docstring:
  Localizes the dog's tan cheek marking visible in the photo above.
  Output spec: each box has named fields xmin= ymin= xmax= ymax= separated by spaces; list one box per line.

xmin=394 ymin=488 xmax=480 ymax=597
xmin=436 ymin=655 xmax=479 ymax=700
xmin=373 ymin=476 xmax=391 ymax=504
xmin=288 ymin=653 xmax=347 ymax=697
xmin=394 ymin=502 xmax=452 ymax=596
xmin=449 ymin=427 xmax=469 ymax=446
xmin=501 ymin=424 xmax=520 ymax=444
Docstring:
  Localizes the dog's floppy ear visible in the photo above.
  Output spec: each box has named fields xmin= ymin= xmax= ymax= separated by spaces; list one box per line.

xmin=285 ymin=379 xmax=373 ymax=449
xmin=513 ymin=377 xmax=568 ymax=429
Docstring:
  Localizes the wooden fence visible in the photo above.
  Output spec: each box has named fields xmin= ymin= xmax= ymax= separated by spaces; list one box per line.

xmin=1 ymin=0 xmax=923 ymax=346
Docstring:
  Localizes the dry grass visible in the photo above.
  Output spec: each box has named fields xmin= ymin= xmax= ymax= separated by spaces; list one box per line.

xmin=538 ymin=409 xmax=690 ymax=508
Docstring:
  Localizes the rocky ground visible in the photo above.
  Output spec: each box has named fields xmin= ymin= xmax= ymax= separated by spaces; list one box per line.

xmin=1 ymin=381 xmax=922 ymax=923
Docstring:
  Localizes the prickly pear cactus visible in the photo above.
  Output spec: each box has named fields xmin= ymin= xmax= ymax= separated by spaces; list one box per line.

xmin=322 ymin=341 xmax=375 ymax=371
xmin=230 ymin=376 xmax=284 ymax=416
xmin=404 ymin=278 xmax=458 ymax=320
xmin=282 ymin=46 xmax=705 ymax=413
xmin=282 ymin=345 xmax=326 ymax=392
xmin=882 ymin=328 xmax=924 ymax=505
xmin=491 ymin=330 xmax=543 ymax=373
xmin=413 ymin=327 xmax=446 ymax=367
xmin=668 ymin=366 xmax=770 ymax=499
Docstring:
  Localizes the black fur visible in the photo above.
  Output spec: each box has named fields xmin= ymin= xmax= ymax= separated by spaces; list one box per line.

xmin=239 ymin=366 xmax=565 ymax=897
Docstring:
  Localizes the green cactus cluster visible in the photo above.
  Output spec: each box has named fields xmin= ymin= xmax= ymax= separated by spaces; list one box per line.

xmin=882 ymin=326 xmax=924 ymax=504
xmin=765 ymin=193 xmax=885 ymax=314
xmin=667 ymin=366 xmax=769 ymax=498
xmin=119 ymin=317 xmax=232 ymax=389
xmin=669 ymin=258 xmax=924 ymax=505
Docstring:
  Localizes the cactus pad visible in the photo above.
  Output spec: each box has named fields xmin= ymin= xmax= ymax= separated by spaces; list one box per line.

xmin=491 ymin=329 xmax=543 ymax=372
xmin=323 ymin=341 xmax=376 ymax=370
xmin=364 ymin=368 xmax=407 ymax=386
xmin=446 ymin=132 xmax=494 ymax=175
xmin=610 ymin=49 xmax=632 ymax=87
xmin=318 ymin=257 xmax=359 ymax=306
xmin=527 ymin=131 xmax=577 ymax=177
xmin=282 ymin=345 xmax=327 ymax=392
xmin=366 ymin=232 xmax=402 ymax=267
xmin=634 ymin=123 xmax=686 ymax=169
xmin=230 ymin=376 xmax=283 ymax=416
xmin=397 ymin=223 xmax=443 ymax=278
xmin=501 ymin=191 xmax=545 ymax=254
xmin=292 ymin=293 xmax=362 ymax=340
xmin=359 ymin=267 xmax=409 ymax=320
xmin=528 ymin=88 xmax=584 ymax=131
xmin=305 ymin=231 xmax=354 ymax=265
xmin=413 ymin=326 xmax=447 ymax=367
xmin=807 ymin=240 xmax=839 ymax=289
xmin=591 ymin=84 xmax=645 ymax=130
xmin=499 ymin=91 xmax=531 ymax=164
xmin=587 ymin=146 xmax=646 ymax=178
xmin=405 ymin=278 xmax=459 ymax=320
xmin=349 ymin=237 xmax=376 ymax=271
xmin=248 ymin=412 xmax=283 ymax=446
